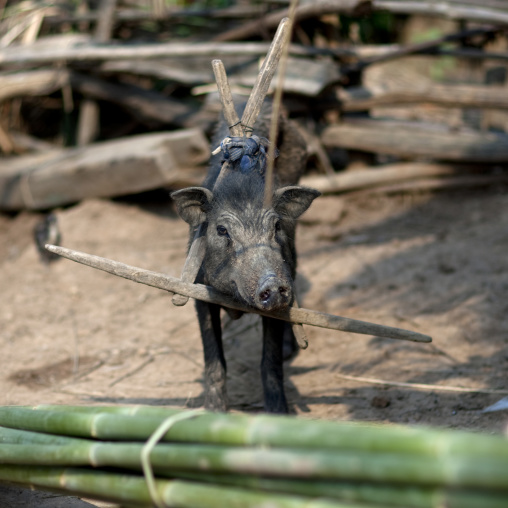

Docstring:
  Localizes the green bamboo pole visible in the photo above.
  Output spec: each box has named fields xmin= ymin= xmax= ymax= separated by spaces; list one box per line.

xmin=0 ymin=437 xmax=507 ymax=490
xmin=177 ymin=472 xmax=508 ymax=508
xmin=0 ymin=406 xmax=172 ymax=440
xmin=1 ymin=422 xmax=506 ymax=506
xmin=4 ymin=406 xmax=508 ymax=462
xmin=0 ymin=465 xmax=382 ymax=508
xmin=1 ymin=407 xmax=508 ymax=506
xmin=0 ymin=425 xmax=86 ymax=445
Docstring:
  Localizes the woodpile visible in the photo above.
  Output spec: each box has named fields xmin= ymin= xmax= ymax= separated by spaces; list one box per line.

xmin=1 ymin=0 xmax=508 ymax=210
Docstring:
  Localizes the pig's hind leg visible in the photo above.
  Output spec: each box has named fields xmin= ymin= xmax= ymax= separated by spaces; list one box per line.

xmin=196 ymin=300 xmax=228 ymax=411
xmin=261 ymin=316 xmax=289 ymax=413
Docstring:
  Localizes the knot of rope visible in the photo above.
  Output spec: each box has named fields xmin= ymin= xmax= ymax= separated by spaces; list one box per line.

xmin=218 ymin=135 xmax=279 ymax=174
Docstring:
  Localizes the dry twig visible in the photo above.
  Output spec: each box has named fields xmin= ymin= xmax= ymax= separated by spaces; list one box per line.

xmin=334 ymin=372 xmax=508 ymax=394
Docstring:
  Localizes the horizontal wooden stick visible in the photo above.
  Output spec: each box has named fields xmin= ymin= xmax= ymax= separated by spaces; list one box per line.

xmin=0 ymin=39 xmax=327 ymax=67
xmin=45 ymin=244 xmax=432 ymax=344
xmin=2 ymin=35 xmax=506 ymax=72
xmin=334 ymin=372 xmax=508 ymax=395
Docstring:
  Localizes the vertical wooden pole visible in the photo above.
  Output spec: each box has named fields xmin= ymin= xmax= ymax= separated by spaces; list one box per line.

xmin=77 ymin=0 xmax=117 ymax=147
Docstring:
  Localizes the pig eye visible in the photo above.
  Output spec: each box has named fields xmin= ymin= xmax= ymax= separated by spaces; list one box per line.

xmin=217 ymin=225 xmax=229 ymax=237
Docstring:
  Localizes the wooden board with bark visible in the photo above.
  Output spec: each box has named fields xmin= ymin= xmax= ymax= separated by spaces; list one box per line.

xmin=0 ymin=130 xmax=209 ymax=211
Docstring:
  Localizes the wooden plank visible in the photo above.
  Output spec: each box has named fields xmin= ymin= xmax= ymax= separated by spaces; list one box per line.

xmin=301 ymin=162 xmax=483 ymax=194
xmin=321 ymin=119 xmax=508 ymax=162
xmin=347 ymin=173 xmax=508 ymax=197
xmin=103 ymin=55 xmax=339 ymax=97
xmin=0 ymin=129 xmax=209 ymax=211
xmin=339 ymin=83 xmax=508 ymax=111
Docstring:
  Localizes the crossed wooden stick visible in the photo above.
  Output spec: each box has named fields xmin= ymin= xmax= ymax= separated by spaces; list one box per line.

xmin=172 ymin=18 xmax=291 ymax=309
xmin=44 ymin=18 xmax=432 ymax=346
xmin=172 ymin=18 xmax=311 ymax=349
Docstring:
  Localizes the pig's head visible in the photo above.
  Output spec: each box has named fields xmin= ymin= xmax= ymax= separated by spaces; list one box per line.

xmin=172 ymin=173 xmax=320 ymax=312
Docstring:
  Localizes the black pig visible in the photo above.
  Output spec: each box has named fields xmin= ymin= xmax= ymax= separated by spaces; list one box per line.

xmin=171 ymin=104 xmax=320 ymax=413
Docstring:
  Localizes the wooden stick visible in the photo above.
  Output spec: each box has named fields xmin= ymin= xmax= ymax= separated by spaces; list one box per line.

xmin=240 ymin=17 xmax=291 ymax=134
xmin=45 ymin=244 xmax=432 ymax=344
xmin=172 ymin=60 xmax=242 ymax=306
xmin=300 ymin=162 xmax=479 ymax=195
xmin=211 ymin=59 xmax=242 ymax=137
xmin=0 ymin=39 xmax=319 ymax=67
xmin=3 ymin=34 xmax=507 ymax=69
xmin=94 ymin=0 xmax=117 ymax=43
xmin=261 ymin=3 xmax=309 ymax=345
xmin=264 ymin=12 xmax=295 ymax=208
xmin=334 ymin=372 xmax=508 ymax=395
xmin=291 ymin=300 xmax=308 ymax=349
xmin=76 ymin=0 xmax=118 ymax=147
xmin=171 ymin=227 xmax=205 ymax=306
xmin=346 ymin=173 xmax=508 ymax=197
xmin=0 ymin=69 xmax=70 ymax=102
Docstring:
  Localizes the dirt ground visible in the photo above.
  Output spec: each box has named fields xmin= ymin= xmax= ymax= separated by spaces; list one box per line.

xmin=1 ymin=185 xmax=508 ymax=505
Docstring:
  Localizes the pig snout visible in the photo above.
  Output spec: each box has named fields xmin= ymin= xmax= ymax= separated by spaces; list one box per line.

xmin=255 ymin=274 xmax=292 ymax=311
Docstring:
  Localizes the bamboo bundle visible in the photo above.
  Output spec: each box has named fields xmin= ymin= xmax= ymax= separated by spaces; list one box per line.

xmin=0 ymin=405 xmax=506 ymax=508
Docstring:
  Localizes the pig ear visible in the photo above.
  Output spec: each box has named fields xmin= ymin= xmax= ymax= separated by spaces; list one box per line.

xmin=273 ymin=186 xmax=321 ymax=219
xmin=171 ymin=187 xmax=213 ymax=226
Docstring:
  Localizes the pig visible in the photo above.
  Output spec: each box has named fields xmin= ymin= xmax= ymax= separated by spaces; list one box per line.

xmin=171 ymin=103 xmax=320 ymax=413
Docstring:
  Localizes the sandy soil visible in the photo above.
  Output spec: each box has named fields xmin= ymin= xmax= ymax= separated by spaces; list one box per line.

xmin=1 ymin=186 xmax=507 ymax=504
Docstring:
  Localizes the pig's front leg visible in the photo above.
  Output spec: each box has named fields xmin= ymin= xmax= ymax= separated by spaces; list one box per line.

xmin=196 ymin=300 xmax=228 ymax=411
xmin=261 ymin=316 xmax=289 ymax=413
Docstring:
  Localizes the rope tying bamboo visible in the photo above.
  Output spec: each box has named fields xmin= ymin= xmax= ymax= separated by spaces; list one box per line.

xmin=141 ymin=410 xmax=205 ymax=508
